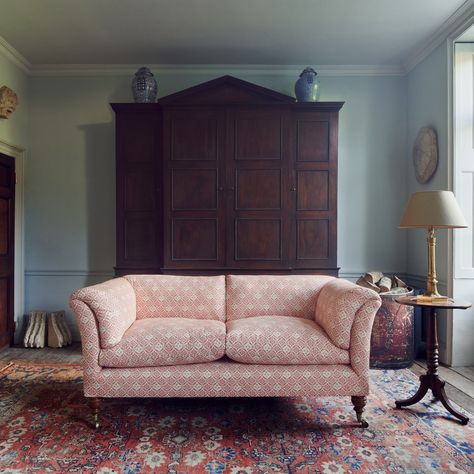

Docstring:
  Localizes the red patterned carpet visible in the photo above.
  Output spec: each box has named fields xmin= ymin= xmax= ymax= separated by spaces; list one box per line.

xmin=0 ymin=362 xmax=473 ymax=473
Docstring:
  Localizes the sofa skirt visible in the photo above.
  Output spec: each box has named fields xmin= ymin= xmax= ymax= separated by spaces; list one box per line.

xmin=84 ymin=360 xmax=369 ymax=398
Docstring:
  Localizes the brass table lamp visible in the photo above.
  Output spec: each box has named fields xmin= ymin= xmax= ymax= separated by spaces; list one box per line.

xmin=400 ymin=191 xmax=467 ymax=301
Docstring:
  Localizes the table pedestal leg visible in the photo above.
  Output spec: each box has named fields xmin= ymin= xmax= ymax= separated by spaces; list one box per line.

xmin=395 ymin=307 xmax=469 ymax=425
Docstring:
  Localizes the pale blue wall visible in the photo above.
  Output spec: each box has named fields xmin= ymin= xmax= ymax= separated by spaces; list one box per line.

xmin=406 ymin=43 xmax=450 ymax=287
xmin=26 ymin=72 xmax=408 ymax=338
xmin=0 ymin=55 xmax=29 ymax=149
xmin=405 ymin=42 xmax=461 ymax=363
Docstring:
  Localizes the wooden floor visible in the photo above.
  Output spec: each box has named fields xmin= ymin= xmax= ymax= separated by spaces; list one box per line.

xmin=1 ymin=344 xmax=473 ymax=415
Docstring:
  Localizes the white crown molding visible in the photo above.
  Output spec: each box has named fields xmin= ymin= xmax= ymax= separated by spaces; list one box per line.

xmin=0 ymin=35 xmax=31 ymax=74
xmin=28 ymin=63 xmax=405 ymax=77
xmin=403 ymin=0 xmax=474 ymax=73
xmin=1 ymin=3 xmax=471 ymax=78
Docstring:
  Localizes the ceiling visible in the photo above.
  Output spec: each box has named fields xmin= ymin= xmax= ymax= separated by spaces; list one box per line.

xmin=0 ymin=0 xmax=471 ymax=69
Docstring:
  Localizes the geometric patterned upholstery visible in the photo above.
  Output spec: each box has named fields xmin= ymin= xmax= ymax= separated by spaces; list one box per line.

xmin=99 ymin=318 xmax=226 ymax=367
xmin=70 ymin=274 xmax=382 ymax=400
xmin=226 ymin=316 xmax=349 ymax=365
xmin=70 ymin=278 xmax=136 ymax=349
xmin=124 ymin=275 xmax=226 ymax=321
xmin=315 ymin=279 xmax=381 ymax=350
xmin=87 ymin=363 xmax=368 ymax=398
xmin=226 ymin=274 xmax=334 ymax=320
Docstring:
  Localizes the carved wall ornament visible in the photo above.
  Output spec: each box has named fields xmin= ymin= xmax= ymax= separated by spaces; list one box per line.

xmin=0 ymin=85 xmax=18 ymax=118
xmin=413 ymin=127 xmax=438 ymax=184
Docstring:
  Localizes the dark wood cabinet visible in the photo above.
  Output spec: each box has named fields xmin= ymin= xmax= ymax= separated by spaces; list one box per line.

xmin=113 ymin=76 xmax=342 ymax=276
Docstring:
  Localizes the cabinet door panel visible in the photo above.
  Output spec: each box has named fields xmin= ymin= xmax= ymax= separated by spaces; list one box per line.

xmin=296 ymin=219 xmax=329 ymax=260
xmin=125 ymin=168 xmax=156 ymax=211
xmin=236 ymin=169 xmax=281 ymax=210
xmin=171 ymin=117 xmax=217 ymax=161
xmin=113 ymin=104 xmax=162 ymax=274
xmin=235 ymin=219 xmax=281 ymax=261
xmin=297 ymin=170 xmax=329 ymax=211
xmin=172 ymin=219 xmax=218 ymax=261
xmin=297 ymin=120 xmax=329 ymax=162
xmin=227 ymin=108 xmax=290 ymax=269
xmin=172 ymin=169 xmax=218 ymax=210
xmin=164 ymin=109 xmax=225 ymax=269
xmin=124 ymin=217 xmax=156 ymax=262
xmin=235 ymin=117 xmax=281 ymax=160
xmin=291 ymin=111 xmax=338 ymax=270
xmin=0 ymin=198 xmax=8 ymax=255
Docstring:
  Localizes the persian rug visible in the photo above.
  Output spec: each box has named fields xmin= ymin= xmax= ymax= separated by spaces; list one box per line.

xmin=0 ymin=362 xmax=472 ymax=473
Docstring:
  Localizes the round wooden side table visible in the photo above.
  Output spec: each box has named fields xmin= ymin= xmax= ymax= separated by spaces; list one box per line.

xmin=395 ymin=296 xmax=471 ymax=425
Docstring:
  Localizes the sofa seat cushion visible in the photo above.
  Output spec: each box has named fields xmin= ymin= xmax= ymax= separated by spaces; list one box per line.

xmin=99 ymin=318 xmax=226 ymax=368
xmin=225 ymin=316 xmax=349 ymax=365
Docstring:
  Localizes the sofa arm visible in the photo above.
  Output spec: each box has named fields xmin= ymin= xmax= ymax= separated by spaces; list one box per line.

xmin=349 ymin=297 xmax=382 ymax=377
xmin=69 ymin=277 xmax=137 ymax=349
xmin=70 ymin=299 xmax=102 ymax=384
xmin=315 ymin=279 xmax=381 ymax=366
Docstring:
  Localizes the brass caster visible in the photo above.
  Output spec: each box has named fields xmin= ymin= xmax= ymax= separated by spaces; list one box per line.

xmin=90 ymin=397 xmax=101 ymax=431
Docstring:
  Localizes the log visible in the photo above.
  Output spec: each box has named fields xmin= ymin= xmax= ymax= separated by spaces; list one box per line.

xmin=379 ymin=276 xmax=392 ymax=293
xmin=48 ymin=311 xmax=72 ymax=348
xmin=356 ymin=276 xmax=380 ymax=292
xmin=392 ymin=275 xmax=407 ymax=288
xmin=363 ymin=271 xmax=383 ymax=284
xmin=23 ymin=312 xmax=47 ymax=348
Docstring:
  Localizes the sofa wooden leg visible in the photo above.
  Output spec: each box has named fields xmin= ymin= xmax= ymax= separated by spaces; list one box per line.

xmin=90 ymin=397 xmax=101 ymax=430
xmin=351 ymin=396 xmax=369 ymax=428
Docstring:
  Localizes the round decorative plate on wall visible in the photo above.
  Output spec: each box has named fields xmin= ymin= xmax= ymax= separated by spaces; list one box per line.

xmin=413 ymin=127 xmax=438 ymax=184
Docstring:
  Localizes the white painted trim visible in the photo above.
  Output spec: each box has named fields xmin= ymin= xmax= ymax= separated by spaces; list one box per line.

xmin=445 ymin=37 xmax=456 ymax=367
xmin=28 ymin=63 xmax=405 ymax=77
xmin=0 ymin=35 xmax=31 ymax=73
xmin=445 ymin=21 xmax=474 ymax=366
xmin=0 ymin=139 xmax=25 ymax=340
xmin=0 ymin=5 xmax=472 ymax=78
xmin=403 ymin=0 xmax=474 ymax=73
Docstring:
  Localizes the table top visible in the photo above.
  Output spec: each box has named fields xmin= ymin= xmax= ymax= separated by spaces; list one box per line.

xmin=396 ymin=296 xmax=472 ymax=310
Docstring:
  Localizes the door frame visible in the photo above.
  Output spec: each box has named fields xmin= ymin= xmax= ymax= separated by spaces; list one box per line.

xmin=0 ymin=139 xmax=25 ymax=344
xmin=445 ymin=15 xmax=474 ymax=365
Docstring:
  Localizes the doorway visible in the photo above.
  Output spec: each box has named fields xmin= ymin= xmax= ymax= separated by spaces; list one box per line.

xmin=0 ymin=152 xmax=15 ymax=349
xmin=452 ymin=37 xmax=474 ymax=366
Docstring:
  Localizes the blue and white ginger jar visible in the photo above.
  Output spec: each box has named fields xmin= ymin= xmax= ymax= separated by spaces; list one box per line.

xmin=132 ymin=67 xmax=158 ymax=103
xmin=294 ymin=67 xmax=320 ymax=102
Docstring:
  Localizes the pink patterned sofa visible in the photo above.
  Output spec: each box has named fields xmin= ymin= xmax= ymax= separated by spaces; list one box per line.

xmin=70 ymin=274 xmax=381 ymax=428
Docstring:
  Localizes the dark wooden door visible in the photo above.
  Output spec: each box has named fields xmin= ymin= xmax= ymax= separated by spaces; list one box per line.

xmin=290 ymin=109 xmax=338 ymax=271
xmin=0 ymin=153 xmax=15 ymax=349
xmin=163 ymin=108 xmax=226 ymax=269
xmin=226 ymin=107 xmax=291 ymax=269
xmin=112 ymin=104 xmax=163 ymax=276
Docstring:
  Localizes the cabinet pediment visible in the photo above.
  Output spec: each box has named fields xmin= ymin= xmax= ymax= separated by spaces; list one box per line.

xmin=159 ymin=75 xmax=295 ymax=106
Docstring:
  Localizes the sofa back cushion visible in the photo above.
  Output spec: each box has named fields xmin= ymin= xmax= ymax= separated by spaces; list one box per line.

xmin=226 ymin=274 xmax=334 ymax=320
xmin=124 ymin=275 xmax=226 ymax=321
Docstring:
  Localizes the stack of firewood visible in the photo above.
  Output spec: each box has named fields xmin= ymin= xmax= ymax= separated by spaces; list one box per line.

xmin=23 ymin=310 xmax=73 ymax=348
xmin=356 ymin=271 xmax=408 ymax=294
